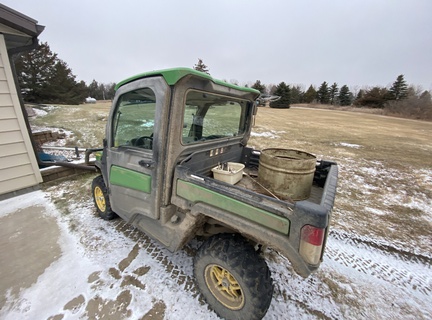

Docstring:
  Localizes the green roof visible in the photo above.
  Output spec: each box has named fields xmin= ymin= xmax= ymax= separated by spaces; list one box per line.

xmin=115 ymin=67 xmax=260 ymax=95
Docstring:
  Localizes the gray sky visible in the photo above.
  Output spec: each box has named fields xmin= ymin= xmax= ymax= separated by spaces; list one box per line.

xmin=5 ymin=0 xmax=432 ymax=91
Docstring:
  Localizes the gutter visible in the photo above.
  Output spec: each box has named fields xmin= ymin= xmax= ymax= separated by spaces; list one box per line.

xmin=7 ymin=35 xmax=39 ymax=55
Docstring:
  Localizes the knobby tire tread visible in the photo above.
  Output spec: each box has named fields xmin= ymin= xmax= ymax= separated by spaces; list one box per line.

xmin=194 ymin=233 xmax=273 ymax=320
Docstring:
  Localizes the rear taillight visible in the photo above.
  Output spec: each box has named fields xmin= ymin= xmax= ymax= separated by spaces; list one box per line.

xmin=299 ymin=225 xmax=325 ymax=265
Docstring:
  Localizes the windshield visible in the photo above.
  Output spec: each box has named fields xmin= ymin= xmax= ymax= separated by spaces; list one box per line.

xmin=182 ymin=90 xmax=249 ymax=144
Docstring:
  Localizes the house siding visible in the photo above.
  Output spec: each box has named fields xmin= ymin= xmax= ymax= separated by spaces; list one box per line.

xmin=0 ymin=34 xmax=42 ymax=195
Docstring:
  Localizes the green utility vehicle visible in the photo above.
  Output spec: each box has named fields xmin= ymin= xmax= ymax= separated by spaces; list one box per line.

xmin=90 ymin=68 xmax=338 ymax=320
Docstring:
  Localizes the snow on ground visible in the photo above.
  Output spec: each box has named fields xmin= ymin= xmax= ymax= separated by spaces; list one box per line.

xmin=1 ymin=187 xmax=431 ymax=320
xmin=32 ymin=108 xmax=47 ymax=117
xmin=0 ymin=190 xmax=219 ymax=319
xmin=333 ymin=142 xmax=362 ymax=149
xmin=251 ymin=130 xmax=286 ymax=139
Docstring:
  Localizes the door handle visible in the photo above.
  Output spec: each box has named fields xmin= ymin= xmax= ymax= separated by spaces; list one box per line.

xmin=138 ymin=160 xmax=154 ymax=168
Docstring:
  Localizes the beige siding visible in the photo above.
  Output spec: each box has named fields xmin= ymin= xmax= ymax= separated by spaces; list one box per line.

xmin=0 ymin=141 xmax=28 ymax=158
xmin=0 ymin=153 xmax=31 ymax=168
xmin=0 ymin=105 xmax=16 ymax=118
xmin=0 ymin=130 xmax=25 ymax=144
xmin=0 ymin=79 xmax=10 ymax=93
xmin=0 ymin=34 xmax=42 ymax=195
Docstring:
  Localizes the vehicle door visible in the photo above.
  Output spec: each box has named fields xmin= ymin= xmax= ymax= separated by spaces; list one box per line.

xmin=106 ymin=77 xmax=170 ymax=221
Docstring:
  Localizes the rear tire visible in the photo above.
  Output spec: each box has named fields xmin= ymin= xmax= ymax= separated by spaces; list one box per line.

xmin=91 ymin=175 xmax=117 ymax=220
xmin=194 ymin=233 xmax=273 ymax=320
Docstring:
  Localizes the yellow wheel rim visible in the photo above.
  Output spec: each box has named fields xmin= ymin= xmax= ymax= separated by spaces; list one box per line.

xmin=204 ymin=264 xmax=244 ymax=310
xmin=94 ymin=186 xmax=106 ymax=212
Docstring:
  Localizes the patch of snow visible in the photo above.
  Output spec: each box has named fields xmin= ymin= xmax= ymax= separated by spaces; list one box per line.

xmin=335 ymin=142 xmax=362 ymax=149
xmin=365 ymin=206 xmax=387 ymax=215
xmin=141 ymin=120 xmax=154 ymax=128
xmin=359 ymin=166 xmax=382 ymax=176
xmin=0 ymin=190 xmax=46 ymax=218
xmin=32 ymin=108 xmax=47 ymax=117
xmin=251 ymin=130 xmax=285 ymax=139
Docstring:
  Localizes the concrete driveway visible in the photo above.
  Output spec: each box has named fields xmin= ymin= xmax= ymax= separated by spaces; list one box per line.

xmin=0 ymin=190 xmax=212 ymax=320
xmin=0 ymin=203 xmax=60 ymax=310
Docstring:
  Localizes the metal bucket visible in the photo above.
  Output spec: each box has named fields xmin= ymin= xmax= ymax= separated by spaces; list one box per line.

xmin=258 ymin=148 xmax=316 ymax=201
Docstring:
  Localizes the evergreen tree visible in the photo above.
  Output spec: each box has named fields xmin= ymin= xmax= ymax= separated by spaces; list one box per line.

xmin=14 ymin=42 xmax=86 ymax=104
xmin=303 ymin=85 xmax=317 ymax=103
xmin=193 ymin=58 xmax=210 ymax=74
xmin=88 ymin=79 xmax=99 ymax=98
xmin=87 ymin=80 xmax=116 ymax=100
xmin=317 ymin=81 xmax=330 ymax=104
xmin=354 ymin=86 xmax=389 ymax=108
xmin=44 ymin=60 xmax=86 ymax=104
xmin=251 ymin=80 xmax=266 ymax=93
xmin=329 ymin=82 xmax=339 ymax=105
xmin=290 ymin=85 xmax=304 ymax=104
xmin=338 ymin=85 xmax=352 ymax=106
xmin=14 ymin=42 xmax=57 ymax=103
xmin=269 ymin=82 xmax=291 ymax=108
xmin=389 ymin=74 xmax=408 ymax=100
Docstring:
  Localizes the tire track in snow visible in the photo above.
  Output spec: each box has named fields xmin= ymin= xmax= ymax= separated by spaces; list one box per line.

xmin=98 ymin=216 xmax=431 ymax=318
xmin=111 ymin=219 xmax=202 ymax=299
xmin=112 ymin=219 xmax=432 ymax=299
xmin=326 ymin=230 xmax=431 ymax=296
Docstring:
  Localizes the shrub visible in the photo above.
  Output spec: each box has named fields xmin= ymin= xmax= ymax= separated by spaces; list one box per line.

xmin=384 ymin=91 xmax=432 ymax=120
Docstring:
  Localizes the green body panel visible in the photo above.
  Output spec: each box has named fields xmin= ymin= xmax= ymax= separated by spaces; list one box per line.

xmin=176 ymin=180 xmax=290 ymax=234
xmin=110 ymin=166 xmax=152 ymax=193
xmin=115 ymin=67 xmax=260 ymax=95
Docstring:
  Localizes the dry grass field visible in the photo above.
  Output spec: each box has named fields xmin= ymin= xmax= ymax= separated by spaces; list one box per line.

xmin=31 ymin=102 xmax=110 ymax=148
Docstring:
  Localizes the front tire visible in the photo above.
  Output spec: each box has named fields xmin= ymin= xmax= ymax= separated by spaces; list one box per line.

xmin=91 ymin=175 xmax=117 ymax=220
xmin=194 ymin=233 xmax=273 ymax=320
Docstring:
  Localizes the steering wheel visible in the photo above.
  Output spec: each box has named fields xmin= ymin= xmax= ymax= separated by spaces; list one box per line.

xmin=134 ymin=136 xmax=153 ymax=149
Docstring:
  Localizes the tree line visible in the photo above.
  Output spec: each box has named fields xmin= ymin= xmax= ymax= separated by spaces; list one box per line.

xmin=13 ymin=42 xmax=116 ymax=105
xmin=194 ymin=59 xmax=431 ymax=120
xmin=248 ymin=75 xmax=431 ymax=120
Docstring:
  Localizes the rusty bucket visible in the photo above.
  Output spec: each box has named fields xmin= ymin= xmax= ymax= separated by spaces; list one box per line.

xmin=258 ymin=148 xmax=316 ymax=201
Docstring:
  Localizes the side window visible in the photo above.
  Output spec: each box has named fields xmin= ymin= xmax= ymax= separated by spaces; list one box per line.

xmin=112 ymin=88 xmax=156 ymax=150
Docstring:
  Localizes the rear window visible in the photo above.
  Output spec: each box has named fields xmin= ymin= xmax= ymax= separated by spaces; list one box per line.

xmin=182 ymin=90 xmax=248 ymax=144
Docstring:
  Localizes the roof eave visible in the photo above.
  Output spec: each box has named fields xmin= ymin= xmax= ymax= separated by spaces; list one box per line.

xmin=0 ymin=4 xmax=45 ymax=37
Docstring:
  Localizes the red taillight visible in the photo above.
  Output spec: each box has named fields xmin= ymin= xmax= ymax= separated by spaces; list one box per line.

xmin=299 ymin=225 xmax=325 ymax=265
xmin=301 ymin=225 xmax=325 ymax=246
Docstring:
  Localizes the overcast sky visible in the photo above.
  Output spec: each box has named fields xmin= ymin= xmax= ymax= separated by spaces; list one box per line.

xmin=5 ymin=0 xmax=432 ymax=91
